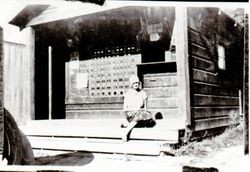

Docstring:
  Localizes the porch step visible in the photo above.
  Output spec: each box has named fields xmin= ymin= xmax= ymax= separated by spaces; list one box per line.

xmin=20 ymin=124 xmax=180 ymax=142
xmin=66 ymin=109 xmax=179 ymax=119
xmin=28 ymin=136 xmax=172 ymax=155
xmin=21 ymin=119 xmax=184 ymax=130
xmin=19 ymin=119 xmax=184 ymax=155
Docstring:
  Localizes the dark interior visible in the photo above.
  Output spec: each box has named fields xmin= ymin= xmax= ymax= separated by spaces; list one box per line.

xmin=33 ymin=6 xmax=175 ymax=119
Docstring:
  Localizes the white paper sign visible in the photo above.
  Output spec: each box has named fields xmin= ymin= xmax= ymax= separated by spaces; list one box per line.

xmin=76 ymin=73 xmax=89 ymax=88
xmin=70 ymin=60 xmax=79 ymax=70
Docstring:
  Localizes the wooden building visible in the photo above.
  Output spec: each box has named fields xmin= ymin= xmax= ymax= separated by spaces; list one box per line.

xmin=8 ymin=3 xmax=244 ymax=155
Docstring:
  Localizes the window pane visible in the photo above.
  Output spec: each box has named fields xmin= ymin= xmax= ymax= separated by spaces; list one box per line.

xmin=218 ymin=45 xmax=226 ymax=70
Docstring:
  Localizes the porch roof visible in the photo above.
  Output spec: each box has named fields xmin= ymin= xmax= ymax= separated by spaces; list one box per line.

xmin=8 ymin=2 xmax=139 ymax=29
xmin=9 ymin=2 xmax=176 ymax=57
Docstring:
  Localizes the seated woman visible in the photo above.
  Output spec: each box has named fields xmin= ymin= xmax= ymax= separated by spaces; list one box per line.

xmin=121 ymin=75 xmax=155 ymax=141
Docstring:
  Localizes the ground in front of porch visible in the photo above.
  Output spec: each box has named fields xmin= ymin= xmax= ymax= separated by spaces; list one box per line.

xmin=4 ymin=123 xmax=247 ymax=172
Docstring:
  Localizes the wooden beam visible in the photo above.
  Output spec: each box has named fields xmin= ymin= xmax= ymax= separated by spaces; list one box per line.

xmin=48 ymin=46 xmax=52 ymax=120
xmin=26 ymin=27 xmax=35 ymax=121
xmin=30 ymin=28 xmax=35 ymax=121
xmin=175 ymin=7 xmax=191 ymax=126
xmin=243 ymin=13 xmax=249 ymax=155
xmin=65 ymin=62 xmax=70 ymax=102
xmin=0 ymin=26 xmax=3 ymax=156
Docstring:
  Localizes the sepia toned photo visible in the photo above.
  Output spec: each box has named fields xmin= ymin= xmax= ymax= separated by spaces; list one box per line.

xmin=0 ymin=0 xmax=248 ymax=171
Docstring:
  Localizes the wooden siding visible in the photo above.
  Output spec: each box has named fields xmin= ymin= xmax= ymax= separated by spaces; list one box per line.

xmin=3 ymin=42 xmax=32 ymax=125
xmin=187 ymin=8 xmax=244 ymax=131
xmin=2 ymin=27 xmax=35 ymax=125
xmin=144 ymin=87 xmax=177 ymax=98
xmin=143 ymin=73 xmax=179 ymax=120
xmin=143 ymin=74 xmax=177 ymax=88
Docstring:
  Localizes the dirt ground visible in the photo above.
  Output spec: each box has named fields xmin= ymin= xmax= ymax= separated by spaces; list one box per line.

xmin=3 ymin=145 xmax=246 ymax=172
xmin=36 ymin=146 xmax=249 ymax=171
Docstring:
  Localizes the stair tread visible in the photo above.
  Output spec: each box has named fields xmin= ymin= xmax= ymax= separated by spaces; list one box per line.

xmin=28 ymin=136 xmax=173 ymax=155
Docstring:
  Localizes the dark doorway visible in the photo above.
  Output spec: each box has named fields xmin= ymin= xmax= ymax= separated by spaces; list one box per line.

xmin=51 ymin=45 xmax=66 ymax=119
xmin=34 ymin=32 xmax=66 ymax=120
xmin=35 ymin=38 xmax=49 ymax=120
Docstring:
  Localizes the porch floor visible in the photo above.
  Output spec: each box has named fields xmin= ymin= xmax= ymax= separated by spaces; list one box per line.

xmin=19 ymin=119 xmax=185 ymax=156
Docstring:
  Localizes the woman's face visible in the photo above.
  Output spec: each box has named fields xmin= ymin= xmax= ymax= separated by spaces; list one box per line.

xmin=132 ymin=82 xmax=140 ymax=90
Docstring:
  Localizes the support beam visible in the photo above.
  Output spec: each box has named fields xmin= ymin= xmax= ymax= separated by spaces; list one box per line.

xmin=48 ymin=46 xmax=52 ymax=120
xmin=243 ymin=13 xmax=249 ymax=155
xmin=26 ymin=27 xmax=35 ymax=121
xmin=0 ymin=26 xmax=3 ymax=156
xmin=175 ymin=7 xmax=191 ymax=126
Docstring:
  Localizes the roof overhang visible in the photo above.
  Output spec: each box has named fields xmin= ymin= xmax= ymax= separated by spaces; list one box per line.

xmin=9 ymin=4 xmax=50 ymax=30
xmin=8 ymin=1 xmax=129 ymax=29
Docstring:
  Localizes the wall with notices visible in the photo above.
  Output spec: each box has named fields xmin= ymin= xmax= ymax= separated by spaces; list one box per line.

xmin=65 ymin=54 xmax=141 ymax=119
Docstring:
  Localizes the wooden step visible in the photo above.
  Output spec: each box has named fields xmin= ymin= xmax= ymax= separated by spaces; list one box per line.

xmin=20 ymin=119 xmax=184 ymax=142
xmin=20 ymin=125 xmax=180 ymax=142
xmin=19 ymin=119 xmax=184 ymax=155
xmin=27 ymin=136 xmax=173 ymax=155
xmin=66 ymin=110 xmax=124 ymax=119
xmin=67 ymin=96 xmax=123 ymax=104
xmin=66 ymin=102 xmax=123 ymax=110
xmin=66 ymin=109 xmax=179 ymax=119
xmin=22 ymin=119 xmax=184 ymax=130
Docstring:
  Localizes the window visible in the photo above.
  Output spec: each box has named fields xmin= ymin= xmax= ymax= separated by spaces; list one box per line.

xmin=217 ymin=45 xmax=226 ymax=70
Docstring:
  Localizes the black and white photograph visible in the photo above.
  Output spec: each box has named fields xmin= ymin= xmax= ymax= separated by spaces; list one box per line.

xmin=0 ymin=0 xmax=249 ymax=171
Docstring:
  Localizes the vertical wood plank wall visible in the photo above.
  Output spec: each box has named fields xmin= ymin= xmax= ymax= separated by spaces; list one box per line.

xmin=3 ymin=27 xmax=35 ymax=125
xmin=187 ymin=8 xmax=244 ymax=131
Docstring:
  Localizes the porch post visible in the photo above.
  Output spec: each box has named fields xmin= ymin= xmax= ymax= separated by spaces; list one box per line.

xmin=26 ymin=27 xmax=35 ymax=121
xmin=243 ymin=13 xmax=249 ymax=155
xmin=175 ymin=6 xmax=191 ymax=126
xmin=48 ymin=46 xmax=52 ymax=120
xmin=0 ymin=27 xmax=3 ymax=156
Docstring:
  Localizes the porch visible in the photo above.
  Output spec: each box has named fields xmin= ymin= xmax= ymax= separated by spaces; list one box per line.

xmin=19 ymin=118 xmax=185 ymax=156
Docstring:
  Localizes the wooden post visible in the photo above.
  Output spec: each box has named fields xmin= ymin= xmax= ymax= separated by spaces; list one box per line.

xmin=0 ymin=27 xmax=4 ymax=156
xmin=175 ymin=7 xmax=191 ymax=127
xmin=48 ymin=46 xmax=52 ymax=120
xmin=239 ymin=90 xmax=242 ymax=115
xmin=243 ymin=13 xmax=249 ymax=155
xmin=25 ymin=27 xmax=35 ymax=121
